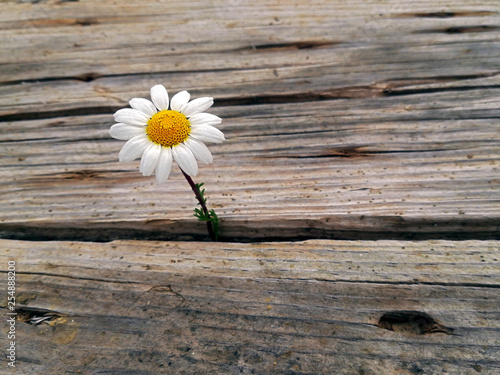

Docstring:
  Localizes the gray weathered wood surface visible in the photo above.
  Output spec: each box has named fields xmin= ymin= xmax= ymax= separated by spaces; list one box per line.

xmin=1 ymin=239 xmax=500 ymax=374
xmin=1 ymin=0 xmax=499 ymax=241
xmin=0 ymin=0 xmax=499 ymax=374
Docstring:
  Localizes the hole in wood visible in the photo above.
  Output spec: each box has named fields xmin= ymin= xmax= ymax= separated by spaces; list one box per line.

xmin=16 ymin=306 xmax=66 ymax=325
xmin=378 ymin=311 xmax=454 ymax=335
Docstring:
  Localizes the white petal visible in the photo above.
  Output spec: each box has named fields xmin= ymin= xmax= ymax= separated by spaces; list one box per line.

xmin=188 ymin=113 xmax=222 ymax=126
xmin=150 ymin=84 xmax=169 ymax=111
xmin=114 ymin=108 xmax=149 ymax=126
xmin=156 ymin=147 xmax=173 ymax=184
xmin=185 ymin=138 xmax=213 ymax=164
xmin=182 ymin=97 xmax=214 ymax=117
xmin=109 ymin=123 xmax=145 ymax=140
xmin=170 ymin=90 xmax=190 ymax=112
xmin=139 ymin=143 xmax=153 ymax=173
xmin=140 ymin=143 xmax=162 ymax=176
xmin=190 ymin=125 xmax=225 ymax=144
xmin=118 ymin=135 xmax=151 ymax=162
xmin=129 ymin=98 xmax=157 ymax=118
xmin=172 ymin=143 xmax=198 ymax=176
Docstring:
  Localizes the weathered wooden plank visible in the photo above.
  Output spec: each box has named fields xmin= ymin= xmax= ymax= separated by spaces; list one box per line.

xmin=1 ymin=239 xmax=499 ymax=374
xmin=1 ymin=2 xmax=499 ymax=375
xmin=0 ymin=0 xmax=499 ymax=242
xmin=1 ymin=92 xmax=499 ymax=241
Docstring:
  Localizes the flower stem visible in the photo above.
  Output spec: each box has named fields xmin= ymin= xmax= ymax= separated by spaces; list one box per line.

xmin=180 ymin=168 xmax=217 ymax=241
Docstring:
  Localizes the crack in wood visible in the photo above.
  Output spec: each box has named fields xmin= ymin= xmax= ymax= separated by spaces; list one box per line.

xmin=383 ymin=72 xmax=500 ymax=88
xmin=11 ymin=271 xmax=146 ymax=285
xmin=393 ymin=11 xmax=497 ymax=18
xmin=0 ymin=66 xmax=245 ymax=87
xmin=7 ymin=271 xmax=500 ymax=289
xmin=414 ymin=25 xmax=500 ymax=34
xmin=32 ymin=169 xmax=107 ymax=181
xmin=305 ymin=278 xmax=500 ymax=289
xmin=244 ymin=41 xmax=340 ymax=52
xmin=1 ymin=74 xmax=498 ymax=122
xmin=270 ymin=147 xmax=455 ymax=159
xmin=445 ymin=25 xmax=500 ymax=34
xmin=0 ymin=106 xmax=118 ymax=122
xmin=147 ymin=285 xmax=186 ymax=306
xmin=384 ymin=84 xmax=500 ymax=97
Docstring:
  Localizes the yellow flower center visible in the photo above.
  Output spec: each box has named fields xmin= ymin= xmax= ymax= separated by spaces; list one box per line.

xmin=146 ymin=110 xmax=190 ymax=147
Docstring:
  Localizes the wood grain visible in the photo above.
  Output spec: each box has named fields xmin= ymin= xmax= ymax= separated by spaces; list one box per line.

xmin=1 ymin=1 xmax=500 ymax=373
xmin=1 ymin=0 xmax=499 ymax=241
xmin=1 ymin=238 xmax=499 ymax=374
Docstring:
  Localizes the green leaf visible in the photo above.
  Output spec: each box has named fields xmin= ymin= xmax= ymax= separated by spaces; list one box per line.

xmin=192 ymin=181 xmax=220 ymax=241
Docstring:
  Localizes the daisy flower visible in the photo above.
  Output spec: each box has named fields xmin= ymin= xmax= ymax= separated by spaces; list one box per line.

xmin=109 ymin=84 xmax=225 ymax=183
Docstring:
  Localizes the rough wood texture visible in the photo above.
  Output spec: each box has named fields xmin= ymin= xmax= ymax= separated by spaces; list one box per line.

xmin=1 ymin=1 xmax=500 ymax=374
xmin=1 ymin=239 xmax=499 ymax=374
xmin=0 ymin=0 xmax=499 ymax=241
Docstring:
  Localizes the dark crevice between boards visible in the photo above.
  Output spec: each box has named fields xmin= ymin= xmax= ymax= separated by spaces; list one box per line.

xmin=0 ymin=216 xmax=498 ymax=243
